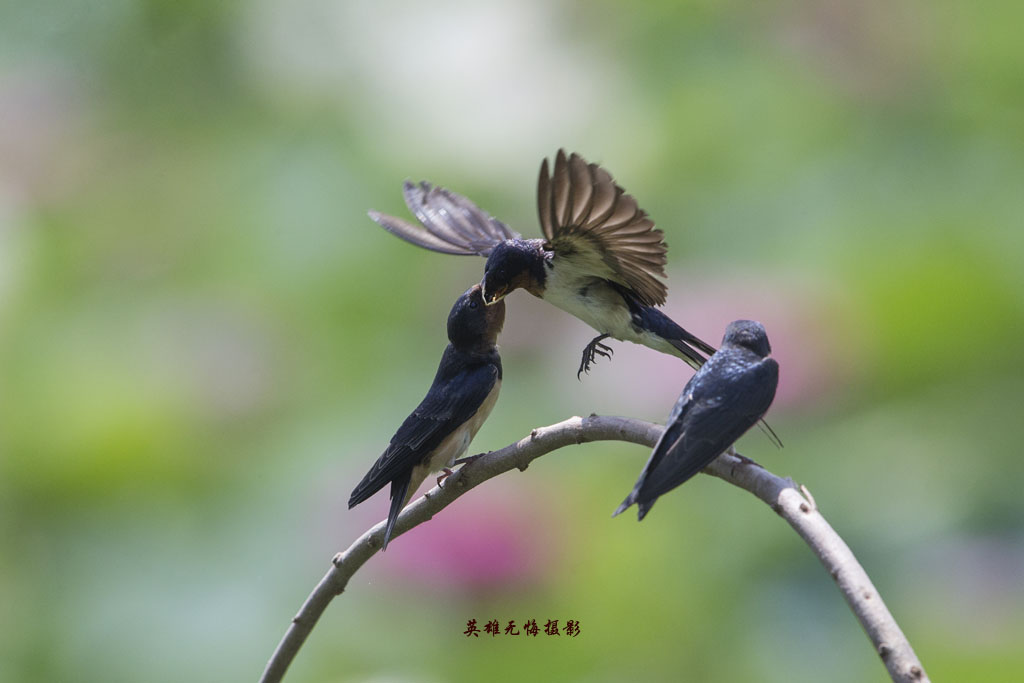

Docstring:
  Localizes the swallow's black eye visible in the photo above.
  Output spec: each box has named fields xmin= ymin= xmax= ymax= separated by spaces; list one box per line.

xmin=469 ymin=300 xmax=479 ymax=309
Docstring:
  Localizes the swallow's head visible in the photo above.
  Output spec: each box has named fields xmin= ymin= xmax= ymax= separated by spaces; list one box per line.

xmin=448 ymin=284 xmax=505 ymax=349
xmin=722 ymin=320 xmax=771 ymax=358
xmin=481 ymin=240 xmax=546 ymax=304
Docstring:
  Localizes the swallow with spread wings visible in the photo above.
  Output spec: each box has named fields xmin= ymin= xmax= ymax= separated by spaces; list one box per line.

xmin=370 ymin=149 xmax=717 ymax=378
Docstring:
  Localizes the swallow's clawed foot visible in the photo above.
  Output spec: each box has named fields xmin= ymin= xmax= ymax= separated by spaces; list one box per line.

xmin=453 ymin=453 xmax=483 ymax=467
xmin=436 ymin=467 xmax=455 ymax=487
xmin=732 ymin=453 xmax=761 ymax=468
xmin=726 ymin=447 xmax=762 ymax=476
xmin=577 ymin=334 xmax=614 ymax=379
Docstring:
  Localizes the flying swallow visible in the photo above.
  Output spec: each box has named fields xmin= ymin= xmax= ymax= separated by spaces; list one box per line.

xmin=369 ymin=149 xmax=716 ymax=378
xmin=348 ymin=284 xmax=504 ymax=551
xmin=614 ymin=320 xmax=779 ymax=521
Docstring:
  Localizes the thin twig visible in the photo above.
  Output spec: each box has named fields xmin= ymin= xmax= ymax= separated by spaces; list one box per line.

xmin=259 ymin=415 xmax=928 ymax=683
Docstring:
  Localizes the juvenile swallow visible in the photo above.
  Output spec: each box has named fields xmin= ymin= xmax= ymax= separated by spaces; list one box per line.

xmin=369 ymin=149 xmax=716 ymax=378
xmin=348 ymin=284 xmax=504 ymax=550
xmin=614 ymin=320 xmax=779 ymax=521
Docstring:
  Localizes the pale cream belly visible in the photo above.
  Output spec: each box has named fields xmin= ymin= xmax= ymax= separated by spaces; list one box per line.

xmin=405 ymin=379 xmax=501 ymax=504
xmin=541 ymin=270 xmax=686 ymax=358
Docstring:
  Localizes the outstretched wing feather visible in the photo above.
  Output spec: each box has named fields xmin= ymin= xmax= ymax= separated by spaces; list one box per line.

xmin=369 ymin=180 xmax=520 ymax=257
xmin=538 ymin=149 xmax=669 ymax=306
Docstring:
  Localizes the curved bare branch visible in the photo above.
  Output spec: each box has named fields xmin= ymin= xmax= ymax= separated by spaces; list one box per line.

xmin=259 ymin=415 xmax=928 ymax=683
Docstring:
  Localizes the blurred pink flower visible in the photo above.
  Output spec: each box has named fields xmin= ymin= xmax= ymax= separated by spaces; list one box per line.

xmin=0 ymin=66 xmax=84 ymax=202
xmin=341 ymin=478 xmax=558 ymax=594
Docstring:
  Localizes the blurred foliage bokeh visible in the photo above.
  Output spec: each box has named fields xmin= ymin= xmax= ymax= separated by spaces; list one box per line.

xmin=2 ymin=1 xmax=1023 ymax=681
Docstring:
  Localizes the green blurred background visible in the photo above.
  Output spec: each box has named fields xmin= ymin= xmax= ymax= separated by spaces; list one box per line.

xmin=2 ymin=1 xmax=1022 ymax=681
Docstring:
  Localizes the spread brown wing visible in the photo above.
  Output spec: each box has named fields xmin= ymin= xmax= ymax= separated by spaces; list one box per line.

xmin=537 ymin=149 xmax=668 ymax=307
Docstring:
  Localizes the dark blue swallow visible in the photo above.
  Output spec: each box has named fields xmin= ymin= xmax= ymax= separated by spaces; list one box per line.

xmin=369 ymin=149 xmax=716 ymax=378
xmin=348 ymin=284 xmax=504 ymax=550
xmin=614 ymin=320 xmax=779 ymax=521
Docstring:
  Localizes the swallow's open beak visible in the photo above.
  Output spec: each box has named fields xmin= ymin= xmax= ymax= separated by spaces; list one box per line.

xmin=481 ymin=284 xmax=508 ymax=305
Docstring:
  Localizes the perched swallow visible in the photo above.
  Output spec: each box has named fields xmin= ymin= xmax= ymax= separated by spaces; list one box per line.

xmin=348 ymin=284 xmax=504 ymax=550
xmin=614 ymin=320 xmax=779 ymax=521
xmin=369 ymin=149 xmax=716 ymax=378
